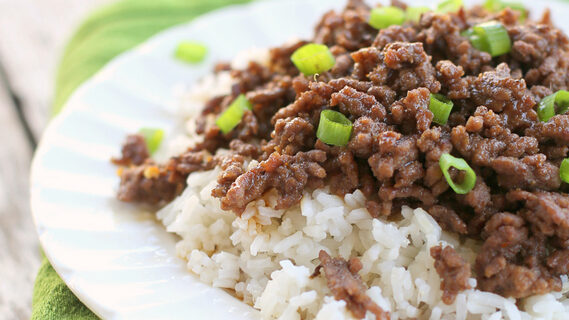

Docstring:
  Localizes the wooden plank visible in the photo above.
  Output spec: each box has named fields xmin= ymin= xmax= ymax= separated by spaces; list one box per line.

xmin=0 ymin=1 xmax=115 ymax=318
xmin=0 ymin=0 xmax=114 ymax=137
xmin=0 ymin=80 xmax=39 ymax=319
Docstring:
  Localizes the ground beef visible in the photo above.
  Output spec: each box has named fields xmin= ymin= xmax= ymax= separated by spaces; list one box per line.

xmin=507 ymin=23 xmax=569 ymax=90
xmin=435 ymin=60 xmax=472 ymax=100
xmin=219 ymin=150 xmax=327 ymax=214
xmin=313 ymin=250 xmax=390 ymax=320
xmin=527 ymin=114 xmax=569 ymax=145
xmin=428 ymin=205 xmax=467 ymax=234
xmin=367 ymin=132 xmax=419 ymax=185
xmin=115 ymin=0 xmax=569 ymax=301
xmin=451 ymin=106 xmax=540 ymax=168
xmin=508 ymin=190 xmax=569 ymax=241
xmin=211 ymin=154 xmax=245 ymax=199
xmin=372 ymin=25 xmax=417 ymax=49
xmin=313 ymin=0 xmax=376 ymax=52
xmin=315 ymin=140 xmax=360 ymax=196
xmin=430 ymin=245 xmax=472 ymax=304
xmin=416 ymin=11 xmax=492 ymax=74
xmin=468 ymin=63 xmax=537 ymax=130
xmin=474 ymin=213 xmax=562 ymax=298
xmin=364 ymin=42 xmax=441 ymax=94
xmin=491 ymin=154 xmax=561 ymax=190
xmin=229 ymin=139 xmax=260 ymax=158
xmin=389 ymin=87 xmax=433 ymax=133
xmin=330 ymin=85 xmax=387 ymax=121
xmin=117 ymin=150 xmax=214 ymax=205
xmin=117 ymin=164 xmax=184 ymax=205
xmin=267 ymin=116 xmax=315 ymax=155
xmin=348 ymin=116 xmax=391 ymax=158
xmin=112 ymin=134 xmax=149 ymax=166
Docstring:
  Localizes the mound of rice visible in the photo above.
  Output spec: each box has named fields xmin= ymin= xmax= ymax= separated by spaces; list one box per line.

xmin=156 ymin=49 xmax=569 ymax=320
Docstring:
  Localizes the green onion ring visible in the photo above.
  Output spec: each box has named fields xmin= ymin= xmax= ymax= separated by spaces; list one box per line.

xmin=175 ymin=41 xmax=208 ymax=64
xmin=291 ymin=44 xmax=336 ymax=76
xmin=439 ymin=153 xmax=477 ymax=194
xmin=561 ymin=158 xmax=569 ymax=184
xmin=215 ymin=94 xmax=253 ymax=134
xmin=369 ymin=6 xmax=406 ymax=30
xmin=139 ymin=128 xmax=165 ymax=154
xmin=316 ymin=110 xmax=353 ymax=147
xmin=436 ymin=0 xmax=463 ymax=13
xmin=537 ymin=90 xmax=569 ymax=122
xmin=429 ymin=93 xmax=454 ymax=125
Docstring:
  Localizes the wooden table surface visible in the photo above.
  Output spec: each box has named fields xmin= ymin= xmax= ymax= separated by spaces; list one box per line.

xmin=0 ymin=0 xmax=113 ymax=318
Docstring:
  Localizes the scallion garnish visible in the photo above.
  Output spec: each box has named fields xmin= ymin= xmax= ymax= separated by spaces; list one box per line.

xmin=483 ymin=0 xmax=527 ymax=21
xmin=561 ymin=158 xmax=569 ymax=184
xmin=429 ymin=93 xmax=454 ymax=125
xmin=291 ymin=44 xmax=336 ymax=76
xmin=406 ymin=6 xmax=431 ymax=23
xmin=436 ymin=0 xmax=463 ymax=13
xmin=537 ymin=90 xmax=569 ymax=122
xmin=464 ymin=21 xmax=511 ymax=57
xmin=369 ymin=6 xmax=406 ymax=30
xmin=316 ymin=110 xmax=353 ymax=146
xmin=215 ymin=94 xmax=252 ymax=134
xmin=439 ymin=153 xmax=477 ymax=194
xmin=175 ymin=41 xmax=208 ymax=64
xmin=139 ymin=128 xmax=164 ymax=154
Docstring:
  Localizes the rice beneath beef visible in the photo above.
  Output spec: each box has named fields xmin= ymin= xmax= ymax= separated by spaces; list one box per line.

xmin=152 ymin=64 xmax=569 ymax=319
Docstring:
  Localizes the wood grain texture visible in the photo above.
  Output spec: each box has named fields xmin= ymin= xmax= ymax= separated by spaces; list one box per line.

xmin=0 ymin=0 xmax=115 ymax=318
xmin=0 ymin=80 xmax=39 ymax=320
xmin=0 ymin=0 xmax=114 ymax=136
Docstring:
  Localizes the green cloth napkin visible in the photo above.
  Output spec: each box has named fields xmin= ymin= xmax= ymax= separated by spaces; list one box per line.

xmin=32 ymin=0 xmax=250 ymax=318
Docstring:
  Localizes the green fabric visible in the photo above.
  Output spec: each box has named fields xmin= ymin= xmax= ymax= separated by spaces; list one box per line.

xmin=32 ymin=258 xmax=97 ymax=320
xmin=34 ymin=0 xmax=251 ymax=318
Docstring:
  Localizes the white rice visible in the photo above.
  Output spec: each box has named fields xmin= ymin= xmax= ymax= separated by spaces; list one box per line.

xmin=155 ymin=48 xmax=569 ymax=320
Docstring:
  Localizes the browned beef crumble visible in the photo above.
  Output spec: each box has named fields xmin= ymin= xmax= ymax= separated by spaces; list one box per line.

xmin=430 ymin=244 xmax=472 ymax=304
xmin=112 ymin=134 xmax=149 ymax=166
xmin=114 ymin=0 xmax=569 ymax=304
xmin=313 ymin=250 xmax=390 ymax=320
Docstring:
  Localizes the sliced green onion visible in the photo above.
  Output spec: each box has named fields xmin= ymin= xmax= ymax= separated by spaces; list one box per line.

xmin=483 ymin=0 xmax=502 ymax=11
xmin=369 ymin=6 xmax=406 ymax=30
xmin=439 ymin=153 xmax=477 ymax=194
xmin=317 ymin=110 xmax=353 ymax=146
xmin=139 ymin=128 xmax=164 ymax=154
xmin=464 ymin=21 xmax=511 ymax=57
xmin=291 ymin=44 xmax=336 ymax=76
xmin=175 ymin=41 xmax=208 ymax=64
xmin=473 ymin=22 xmax=511 ymax=57
xmin=537 ymin=90 xmax=569 ymax=122
xmin=436 ymin=0 xmax=463 ymax=13
xmin=406 ymin=6 xmax=431 ymax=23
xmin=469 ymin=34 xmax=489 ymax=52
xmin=429 ymin=93 xmax=454 ymax=125
xmin=561 ymin=158 xmax=569 ymax=184
xmin=215 ymin=94 xmax=252 ymax=134
xmin=483 ymin=0 xmax=527 ymax=21
xmin=461 ymin=29 xmax=488 ymax=52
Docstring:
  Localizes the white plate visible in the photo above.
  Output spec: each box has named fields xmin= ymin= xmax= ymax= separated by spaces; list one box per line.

xmin=31 ymin=0 xmax=569 ymax=319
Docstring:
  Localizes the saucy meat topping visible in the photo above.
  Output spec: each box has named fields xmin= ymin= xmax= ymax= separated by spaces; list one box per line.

xmin=114 ymin=0 xmax=569 ymax=302
xmin=313 ymin=250 xmax=390 ymax=320
xmin=430 ymin=244 xmax=472 ymax=304
xmin=112 ymin=134 xmax=149 ymax=166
